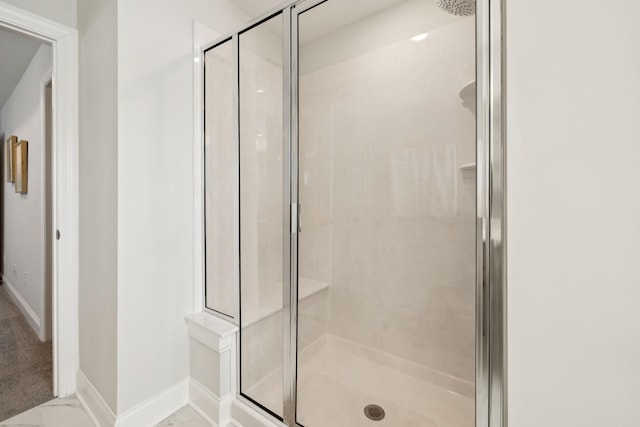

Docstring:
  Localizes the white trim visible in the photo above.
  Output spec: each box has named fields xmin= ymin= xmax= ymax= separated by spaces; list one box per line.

xmin=115 ymin=379 xmax=189 ymax=427
xmin=0 ymin=0 xmax=80 ymax=398
xmin=76 ymin=370 xmax=117 ymax=427
xmin=0 ymin=2 xmax=69 ymax=40
xmin=193 ymin=21 xmax=220 ymax=313
xmin=185 ymin=311 xmax=238 ymax=352
xmin=78 ymin=372 xmax=189 ymax=427
xmin=40 ymin=67 xmax=53 ymax=343
xmin=189 ymin=377 xmax=234 ymax=427
xmin=231 ymin=399 xmax=285 ymax=427
xmin=2 ymin=274 xmax=41 ymax=333
xmin=52 ymin=27 xmax=79 ymax=399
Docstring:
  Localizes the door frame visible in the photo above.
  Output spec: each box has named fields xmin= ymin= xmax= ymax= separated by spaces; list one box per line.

xmin=40 ymin=70 xmax=53 ymax=343
xmin=477 ymin=0 xmax=507 ymax=426
xmin=0 ymin=1 xmax=79 ymax=397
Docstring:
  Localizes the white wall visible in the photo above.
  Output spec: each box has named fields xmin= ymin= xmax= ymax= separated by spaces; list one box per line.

xmin=77 ymin=0 xmax=255 ymax=417
xmin=0 ymin=44 xmax=52 ymax=341
xmin=115 ymin=0 xmax=250 ymax=414
xmin=78 ymin=0 xmax=119 ymax=412
xmin=506 ymin=1 xmax=640 ymax=426
xmin=0 ymin=0 xmax=77 ymax=28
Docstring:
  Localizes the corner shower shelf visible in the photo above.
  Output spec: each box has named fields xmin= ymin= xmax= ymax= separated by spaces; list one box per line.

xmin=459 ymin=80 xmax=476 ymax=112
xmin=460 ymin=163 xmax=476 ymax=179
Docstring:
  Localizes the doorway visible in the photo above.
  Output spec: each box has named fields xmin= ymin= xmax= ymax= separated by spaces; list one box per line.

xmin=0 ymin=29 xmax=55 ymax=421
xmin=0 ymin=2 xmax=79 ymax=400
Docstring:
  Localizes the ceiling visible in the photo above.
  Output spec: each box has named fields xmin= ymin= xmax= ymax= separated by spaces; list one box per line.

xmin=231 ymin=0 xmax=283 ymax=18
xmin=0 ymin=26 xmax=44 ymax=110
xmin=231 ymin=0 xmax=406 ymax=43
xmin=297 ymin=0 xmax=407 ymax=43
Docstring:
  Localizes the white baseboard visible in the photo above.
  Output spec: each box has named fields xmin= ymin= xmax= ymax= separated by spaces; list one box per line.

xmin=77 ymin=370 xmax=188 ymax=427
xmin=2 ymin=274 xmax=42 ymax=339
xmin=189 ymin=378 xmax=218 ymax=426
xmin=189 ymin=377 xmax=235 ymax=427
xmin=76 ymin=370 xmax=117 ymax=427
xmin=116 ymin=378 xmax=188 ymax=427
xmin=231 ymin=399 xmax=283 ymax=427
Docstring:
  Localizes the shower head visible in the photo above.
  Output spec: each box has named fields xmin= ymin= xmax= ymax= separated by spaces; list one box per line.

xmin=434 ymin=0 xmax=475 ymax=16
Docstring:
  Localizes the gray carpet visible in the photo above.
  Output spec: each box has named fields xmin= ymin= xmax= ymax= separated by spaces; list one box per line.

xmin=0 ymin=282 xmax=53 ymax=422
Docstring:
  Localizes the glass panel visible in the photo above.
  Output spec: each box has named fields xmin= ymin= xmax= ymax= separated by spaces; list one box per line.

xmin=296 ymin=1 xmax=476 ymax=426
xmin=238 ymin=14 xmax=284 ymax=418
xmin=204 ymin=39 xmax=237 ymax=319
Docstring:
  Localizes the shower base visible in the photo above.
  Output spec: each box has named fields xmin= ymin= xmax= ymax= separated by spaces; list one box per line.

xmin=245 ymin=334 xmax=474 ymax=427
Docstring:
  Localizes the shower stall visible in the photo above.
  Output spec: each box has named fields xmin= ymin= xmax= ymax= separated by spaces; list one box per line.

xmin=203 ymin=0 xmax=504 ymax=425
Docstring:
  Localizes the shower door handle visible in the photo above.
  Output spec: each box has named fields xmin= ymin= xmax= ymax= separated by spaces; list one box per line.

xmin=291 ymin=203 xmax=301 ymax=233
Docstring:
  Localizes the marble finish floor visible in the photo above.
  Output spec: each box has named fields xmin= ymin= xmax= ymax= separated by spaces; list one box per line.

xmin=0 ymin=397 xmax=210 ymax=427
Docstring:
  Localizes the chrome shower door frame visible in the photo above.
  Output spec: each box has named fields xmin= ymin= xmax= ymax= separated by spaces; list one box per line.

xmin=282 ymin=4 xmax=297 ymax=425
xmin=200 ymin=0 xmax=507 ymax=425
xmin=476 ymin=0 xmax=507 ymax=426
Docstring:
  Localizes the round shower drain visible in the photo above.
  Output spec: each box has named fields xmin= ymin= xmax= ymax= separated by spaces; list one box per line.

xmin=364 ymin=404 xmax=385 ymax=421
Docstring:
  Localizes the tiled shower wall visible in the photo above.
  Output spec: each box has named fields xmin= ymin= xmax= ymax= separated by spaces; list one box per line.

xmin=217 ymin=5 xmax=477 ymax=390
xmin=298 ymin=16 xmax=476 ymax=383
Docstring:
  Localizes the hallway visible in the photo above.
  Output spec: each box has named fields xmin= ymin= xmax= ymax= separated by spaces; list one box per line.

xmin=0 ymin=282 xmax=53 ymax=421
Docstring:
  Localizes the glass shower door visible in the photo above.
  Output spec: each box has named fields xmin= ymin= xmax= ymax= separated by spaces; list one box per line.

xmin=238 ymin=13 xmax=285 ymax=419
xmin=294 ymin=0 xmax=477 ymax=425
